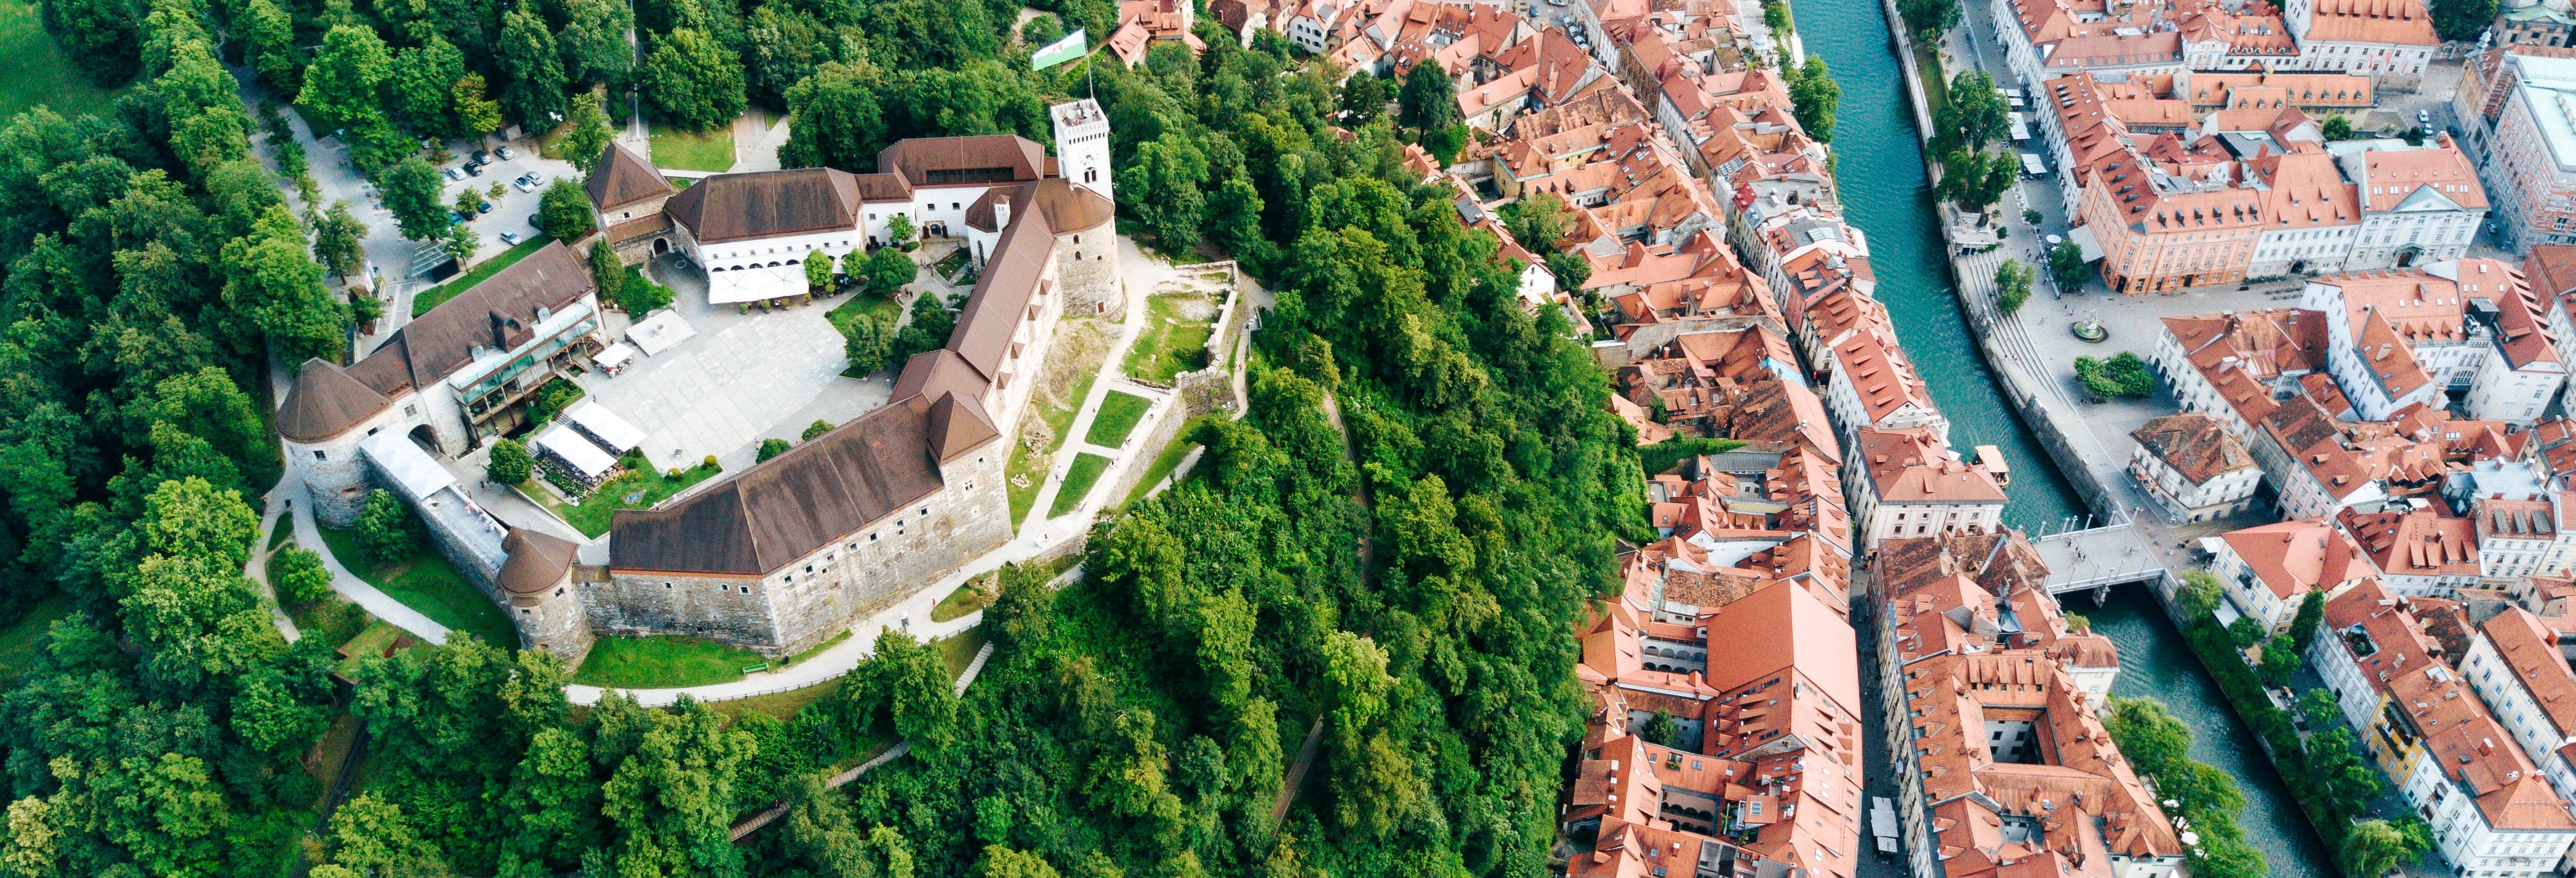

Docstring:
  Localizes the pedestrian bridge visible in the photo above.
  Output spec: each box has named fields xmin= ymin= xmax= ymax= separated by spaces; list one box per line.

xmin=2027 ymin=512 xmax=2168 ymax=597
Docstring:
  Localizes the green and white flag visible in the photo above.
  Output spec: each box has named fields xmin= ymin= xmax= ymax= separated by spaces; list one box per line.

xmin=1032 ymin=28 xmax=1088 ymax=71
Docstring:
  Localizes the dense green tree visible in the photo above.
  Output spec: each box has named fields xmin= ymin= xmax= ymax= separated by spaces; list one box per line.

xmin=556 ymin=0 xmax=636 ymax=88
xmin=1339 ymin=72 xmax=1391 ymax=125
xmin=381 ymin=158 xmax=451 ymax=241
xmin=236 ymin=0 xmax=297 ymax=90
xmin=806 ymin=252 xmax=834 ymax=290
xmin=388 ymin=35 xmax=468 ymax=136
xmin=268 ymin=546 xmax=334 ymax=605
xmin=354 ymin=488 xmax=413 ymax=567
xmin=1020 ymin=11 xmax=1063 ymax=46
xmin=43 ymin=0 xmax=143 ymax=85
xmin=220 ymin=205 xmax=350 ymax=363
xmin=1937 ymin=148 xmax=2015 ymax=211
xmin=537 ymin=179 xmax=594 ymax=242
xmin=2177 ymin=570 xmax=2225 ymax=619
xmin=1994 ymin=258 xmax=2033 ymax=315
xmin=1397 ymin=63 xmax=1460 ymax=131
xmin=2322 ymin=115 xmax=2355 ymax=140
xmin=842 ymin=312 xmax=898 ymax=375
xmin=300 ymin=25 xmax=396 ymax=130
xmin=758 ymin=438 xmax=792 ymax=461
xmin=640 ymin=28 xmax=747 ymax=130
xmin=1935 ymin=70 xmax=2011 ymax=150
xmin=455 ymin=73 xmax=504 ymax=137
xmin=1120 ymin=130 xmax=1209 ymax=250
xmin=1787 ymin=57 xmax=1839 ymax=141
xmin=2049 ymin=239 xmax=2091 ymax=290
xmin=2433 ymin=0 xmax=2496 ymax=40
xmin=2289 ymin=590 xmax=2328 ymax=651
xmin=314 ymin=201 xmax=370 ymax=279
xmin=1898 ymin=0 xmax=1959 ymax=37
xmin=864 ymin=246 xmax=918 ymax=296
xmin=487 ymin=437 xmax=534 ymax=484
xmin=498 ymin=1 xmax=569 ymax=125
xmin=2342 ymin=819 xmax=2433 ymax=878
xmin=561 ymin=92 xmax=618 ymax=174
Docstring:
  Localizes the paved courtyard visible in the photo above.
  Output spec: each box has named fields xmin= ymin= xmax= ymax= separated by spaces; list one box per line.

xmin=575 ymin=254 xmax=891 ymax=478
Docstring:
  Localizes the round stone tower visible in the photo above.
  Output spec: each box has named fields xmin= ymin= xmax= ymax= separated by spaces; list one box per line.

xmin=499 ymin=529 xmax=593 ymax=663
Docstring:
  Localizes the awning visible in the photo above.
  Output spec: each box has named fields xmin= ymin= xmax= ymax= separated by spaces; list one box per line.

xmin=2069 ymin=225 xmax=2104 ymax=262
xmin=593 ymin=341 xmax=638 ymax=373
xmin=625 ymin=310 xmax=696 ymax=357
xmin=536 ymin=424 xmax=618 ymax=479
xmin=359 ymin=432 xmax=458 ymax=501
xmin=2018 ymin=152 xmax=2047 ymax=175
xmin=563 ymin=400 xmax=648 ymax=455
xmin=705 ymin=262 xmax=808 ymax=304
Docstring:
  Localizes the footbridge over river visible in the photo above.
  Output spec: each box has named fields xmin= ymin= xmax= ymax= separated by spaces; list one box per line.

xmin=2027 ymin=512 xmax=2169 ymax=598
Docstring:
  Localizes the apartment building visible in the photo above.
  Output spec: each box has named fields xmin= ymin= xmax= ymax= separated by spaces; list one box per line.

xmin=2128 ymin=412 xmax=2266 ymax=521
xmin=1847 ymin=426 xmax=2008 ymax=548
xmin=2206 ymin=517 xmax=2375 ymax=632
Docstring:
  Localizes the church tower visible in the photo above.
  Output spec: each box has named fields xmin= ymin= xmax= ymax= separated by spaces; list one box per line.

xmin=1052 ymin=99 xmax=1113 ymax=205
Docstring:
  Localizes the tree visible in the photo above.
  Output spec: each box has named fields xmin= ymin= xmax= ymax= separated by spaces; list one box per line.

xmin=885 ymin=214 xmax=917 ymax=248
xmin=498 ymin=0 xmax=570 ymax=126
xmin=48 ymin=0 xmax=143 ymax=85
xmin=382 ymin=159 xmax=451 ymax=241
xmin=222 ymin=205 xmax=352 ymax=363
xmin=865 ymin=246 xmax=919 ymax=295
xmin=2178 ymin=570 xmax=2225 ymax=619
xmin=1994 ymin=258 xmax=2033 ymax=315
xmin=2342 ymin=819 xmax=2433 ymax=878
xmin=2300 ymin=689 xmax=2344 ymax=728
xmin=487 ymin=438 xmax=534 ymax=484
xmin=561 ymin=93 xmax=618 ymax=176
xmin=1763 ymin=0 xmax=1793 ymax=34
xmin=538 ymin=179 xmax=594 ymax=242
xmin=269 ymin=546 xmax=335 ymax=605
xmin=454 ymin=73 xmax=504 ymax=139
xmin=2075 ymin=354 xmax=2153 ymax=399
xmin=1636 ymin=710 xmax=1678 ymax=746
xmin=1502 ymin=194 xmax=1571 ymax=252
xmin=1936 ymin=70 xmax=2011 ymax=150
xmin=2024 ymin=208 xmax=2044 ymax=226
xmin=2432 ymin=0 xmax=2496 ymax=40
xmin=806 ymin=254 xmax=834 ymax=290
xmin=1118 ymin=130 xmax=1209 ymax=250
xmin=1397 ymin=63 xmax=1460 ymax=132
xmin=1339 ymin=72 xmax=1391 ymax=125
xmin=300 ymin=25 xmax=395 ymax=130
xmin=557 ymin=0 xmax=636 ymax=88
xmin=1788 ymin=57 xmax=1839 ymax=141
xmin=314 ymin=201 xmax=370 ymax=279
xmin=979 ymin=846 xmax=1062 ymax=878
xmin=2289 ymin=590 xmax=2328 ymax=651
xmin=442 ymin=220 xmax=481 ymax=264
xmin=1021 ymin=12 xmax=1064 ymax=46
xmin=843 ymin=313 xmax=898 ymax=375
xmin=889 ymin=291 xmax=956 ymax=369
xmin=323 ymin=792 xmax=443 ymax=877
xmin=758 ymin=437 xmax=792 ymax=461
xmin=237 ymin=0 xmax=297 ymax=90
xmin=388 ymin=37 xmax=467 ymax=136
xmin=2321 ymin=115 xmax=2355 ymax=141
xmin=2048 ymin=239 xmax=2091 ymax=290
xmin=356 ymin=488 xmax=414 ymax=567
xmin=2259 ymin=635 xmax=2300 ymax=687
xmin=641 ymin=28 xmax=747 ymax=130
xmin=1938 ymin=148 xmax=2015 ymax=211
xmin=1898 ymin=0 xmax=1960 ymax=37
xmin=1547 ymin=251 xmax=1591 ymax=292
xmin=802 ymin=420 xmax=835 ymax=441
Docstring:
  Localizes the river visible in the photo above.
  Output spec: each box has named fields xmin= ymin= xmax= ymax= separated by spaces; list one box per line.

xmin=1783 ymin=0 xmax=2080 ymax=532
xmin=1785 ymin=1 xmax=2340 ymax=873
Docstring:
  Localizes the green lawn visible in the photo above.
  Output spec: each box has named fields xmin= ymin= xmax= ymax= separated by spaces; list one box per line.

xmin=785 ymin=629 xmax=850 ymax=666
xmin=1006 ymin=441 xmax=1045 ymax=528
xmin=572 ymin=635 xmax=766 ymax=688
xmin=930 ymin=575 xmax=995 ymax=623
xmin=316 ymin=526 xmax=519 ymax=649
xmin=0 ymin=0 xmax=126 ymax=121
xmin=1048 ymin=452 xmax=1112 ymax=518
xmin=1124 ymin=294 xmax=1216 ymax=383
xmin=650 ymin=123 xmax=735 ymax=172
xmin=1123 ymin=414 xmax=1214 ymax=508
xmin=621 ymin=264 xmax=675 ymax=311
xmin=288 ymin=592 xmax=372 ymax=652
xmin=267 ymin=514 xmax=293 ymax=550
xmin=707 ymin=679 xmax=840 ymax=721
xmin=550 ymin=463 xmax=723 ymax=537
xmin=1084 ymin=391 xmax=1152 ymax=448
xmin=414 ymin=236 xmax=550 ymax=316
xmin=333 ymin=619 xmax=416 ymax=677
xmin=0 ymin=594 xmax=74 ymax=683
xmin=935 ymin=622 xmax=990 ymax=679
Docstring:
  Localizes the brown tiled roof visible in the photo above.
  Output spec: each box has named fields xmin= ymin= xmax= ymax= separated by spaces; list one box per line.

xmin=343 ymin=241 xmax=596 ymax=397
xmin=2218 ymin=518 xmax=2371 ymax=599
xmin=277 ymin=358 xmax=394 ymax=442
xmin=875 ymin=135 xmax=1044 ymax=187
xmin=586 ymin=143 xmax=672 ymax=212
xmin=2486 ymin=607 xmax=2576 ymax=736
xmin=498 ymin=529 xmax=579 ymax=595
xmin=664 ymin=168 xmax=862 ymax=244
xmin=946 ymin=201 xmax=1056 ymax=384
xmin=2131 ymin=413 xmax=2254 ymax=483
xmin=609 ymin=398 xmax=958 ymax=575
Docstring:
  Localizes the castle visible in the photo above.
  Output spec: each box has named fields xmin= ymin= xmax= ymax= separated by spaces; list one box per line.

xmin=277 ymin=99 xmax=1118 ymax=665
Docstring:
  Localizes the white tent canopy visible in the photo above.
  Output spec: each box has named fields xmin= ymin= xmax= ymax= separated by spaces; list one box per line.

xmin=536 ymin=424 xmax=618 ymax=479
xmin=625 ymin=310 xmax=697 ymax=357
xmin=359 ymin=432 xmax=459 ymax=501
xmin=593 ymin=341 xmax=638 ymax=374
xmin=564 ymin=400 xmax=648 ymax=455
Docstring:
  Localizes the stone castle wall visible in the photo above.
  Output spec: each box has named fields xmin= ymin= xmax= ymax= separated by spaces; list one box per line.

xmin=1057 ymin=222 xmax=1123 ymax=316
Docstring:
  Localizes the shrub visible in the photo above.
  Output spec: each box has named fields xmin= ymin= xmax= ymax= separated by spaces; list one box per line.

xmin=757 ymin=437 xmax=792 ymax=461
xmin=701 ymin=455 xmax=720 ymax=470
xmin=487 ymin=438 xmax=533 ymax=484
xmin=355 ymin=489 xmax=414 ymax=568
xmin=803 ymin=420 xmax=836 ymax=441
xmin=269 ymin=546 xmax=334 ymax=605
xmin=2073 ymin=351 xmax=2155 ymax=398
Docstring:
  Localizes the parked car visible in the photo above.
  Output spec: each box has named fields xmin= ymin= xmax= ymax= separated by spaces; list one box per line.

xmin=443 ymin=166 xmax=463 ymax=181
xmin=477 ymin=201 xmax=493 ymax=214
xmin=494 ymin=145 xmax=515 ymax=160
xmin=526 ymin=172 xmax=547 ymax=188
xmin=529 ymin=214 xmax=545 ymax=229
xmin=463 ymin=163 xmax=482 ymax=177
xmin=471 ymin=149 xmax=490 ymax=164
xmin=2418 ymin=109 xmax=2430 ymax=126
xmin=511 ymin=175 xmax=537 ymax=193
xmin=500 ymin=232 xmax=520 ymax=245
xmin=450 ymin=212 xmax=466 ymax=224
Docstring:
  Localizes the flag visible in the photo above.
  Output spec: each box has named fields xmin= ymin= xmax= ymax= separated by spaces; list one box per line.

xmin=1032 ymin=29 xmax=1088 ymax=71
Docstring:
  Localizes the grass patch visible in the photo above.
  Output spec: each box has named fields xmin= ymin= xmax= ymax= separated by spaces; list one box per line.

xmin=0 ymin=594 xmax=75 ymax=683
xmin=786 ymin=629 xmax=851 ymax=666
xmin=413 ymin=236 xmax=550 ymax=316
xmin=827 ymin=290 xmax=903 ymax=333
xmin=935 ymin=622 xmax=991 ymax=679
xmin=707 ymin=679 xmax=840 ymax=721
xmin=1637 ymin=437 xmax=1749 ymax=478
xmin=332 ymin=619 xmax=412 ymax=676
xmin=268 ymin=514 xmax=294 ymax=550
xmin=1123 ymin=414 xmax=1214 ymax=507
xmin=1007 ymin=442 xmax=1045 ymax=528
xmin=1123 ymin=294 xmax=1216 ymax=383
xmin=549 ymin=463 xmax=723 ymax=537
xmin=288 ymin=592 xmax=372 ymax=651
xmin=299 ymin=714 xmax=363 ymax=801
xmin=1084 ymin=391 xmax=1152 ymax=448
xmin=1916 ymin=41 xmax=1949 ymax=117
xmin=0 ymin=0 xmax=127 ymax=121
xmin=930 ymin=575 xmax=996 ymax=623
xmin=572 ymin=635 xmax=766 ymax=688
xmin=649 ymin=123 xmax=735 ymax=172
xmin=1048 ymin=452 xmax=1112 ymax=518
xmin=621 ymin=264 xmax=675 ymax=312
xmin=316 ymin=526 xmax=519 ymax=650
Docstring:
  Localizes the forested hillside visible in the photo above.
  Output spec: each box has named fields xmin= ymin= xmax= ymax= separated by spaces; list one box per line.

xmin=0 ymin=2 xmax=1647 ymax=876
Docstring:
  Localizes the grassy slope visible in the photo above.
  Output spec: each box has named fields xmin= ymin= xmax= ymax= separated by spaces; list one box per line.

xmin=413 ymin=236 xmax=550 ymax=316
xmin=572 ymin=635 xmax=765 ymax=688
xmin=316 ymin=526 xmax=519 ymax=649
xmin=1083 ymin=391 xmax=1151 ymax=447
xmin=1123 ymin=294 xmax=1214 ymax=383
xmin=649 ymin=123 xmax=735 ymax=173
xmin=550 ymin=464 xmax=722 ymax=537
xmin=1122 ymin=414 xmax=1213 ymax=508
xmin=0 ymin=0 xmax=126 ymax=121
xmin=1048 ymin=452 xmax=1112 ymax=518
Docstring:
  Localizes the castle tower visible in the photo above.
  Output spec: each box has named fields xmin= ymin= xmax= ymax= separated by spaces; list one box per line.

xmin=1052 ymin=99 xmax=1113 ymax=205
xmin=499 ymin=529 xmax=592 ymax=663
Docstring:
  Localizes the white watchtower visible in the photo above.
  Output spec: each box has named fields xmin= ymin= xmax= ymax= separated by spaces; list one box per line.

xmin=1052 ymin=99 xmax=1114 ymax=205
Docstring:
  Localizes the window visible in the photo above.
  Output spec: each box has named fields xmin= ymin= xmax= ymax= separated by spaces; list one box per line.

xmin=664 ymin=582 xmax=673 ymax=588
xmin=740 ymin=585 xmax=752 ymax=594
xmin=404 ymin=404 xmax=418 ymax=417
xmin=314 ymin=449 xmax=328 ymax=460
xmin=919 ymin=507 xmax=929 ymax=516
